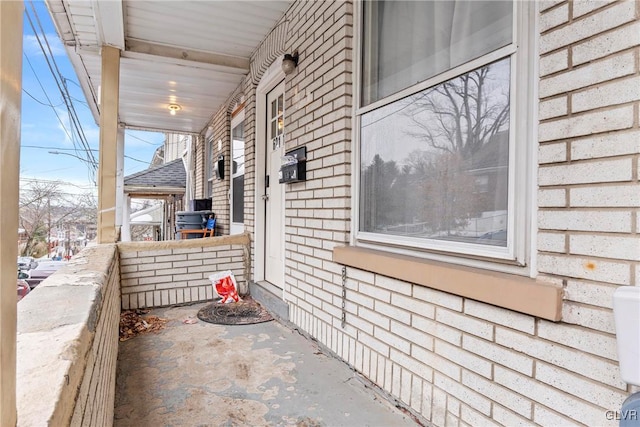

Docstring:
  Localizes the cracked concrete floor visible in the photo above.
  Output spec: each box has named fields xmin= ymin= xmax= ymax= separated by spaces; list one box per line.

xmin=114 ymin=303 xmax=418 ymax=427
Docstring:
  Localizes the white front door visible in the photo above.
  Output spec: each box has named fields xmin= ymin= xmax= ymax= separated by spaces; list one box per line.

xmin=264 ymin=81 xmax=285 ymax=288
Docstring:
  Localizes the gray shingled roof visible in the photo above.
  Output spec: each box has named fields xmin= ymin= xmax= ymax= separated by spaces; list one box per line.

xmin=124 ymin=158 xmax=186 ymax=188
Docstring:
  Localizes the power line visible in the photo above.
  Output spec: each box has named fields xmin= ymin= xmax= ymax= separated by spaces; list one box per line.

xmin=25 ymin=2 xmax=98 ymax=179
xmin=22 ymin=54 xmax=75 ymax=145
xmin=19 ymin=176 xmax=96 ymax=189
xmin=22 ymin=88 xmax=64 ymax=107
xmin=23 ymin=145 xmax=151 ymax=165
xmin=126 ymin=132 xmax=163 ymax=146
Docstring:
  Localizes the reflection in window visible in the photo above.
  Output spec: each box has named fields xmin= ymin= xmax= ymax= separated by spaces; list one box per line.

xmin=359 ymin=58 xmax=510 ymax=247
xmin=232 ymin=122 xmax=245 ymax=224
xmin=206 ymin=137 xmax=214 ymax=197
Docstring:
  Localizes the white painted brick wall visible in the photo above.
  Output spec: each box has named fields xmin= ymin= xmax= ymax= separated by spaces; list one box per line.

xmin=538 ymin=231 xmax=566 ymax=253
xmin=539 ymin=97 xmax=568 ymax=120
xmin=538 ymin=105 xmax=634 ymax=142
xmin=539 ymin=0 xmax=636 ymax=54
xmin=539 ymin=52 xmax=635 ymax=99
xmin=539 ymin=2 xmax=569 ymax=32
xmin=184 ymin=1 xmax=640 ymax=426
xmin=573 ymin=0 xmax=617 ymax=18
xmin=538 ymin=210 xmax=632 ymax=232
xmin=570 ymin=130 xmax=640 ymax=160
xmin=569 ymin=234 xmax=640 ymax=261
xmin=538 ymin=253 xmax=631 ymax=285
xmin=494 ymin=366 xmax=608 ymax=426
xmin=539 ymin=141 xmax=567 ymax=164
xmin=572 ymin=75 xmax=640 ymax=113
xmin=573 ymin=20 xmax=640 ymax=65
xmin=563 ymin=280 xmax=617 ymax=310
xmin=570 ymin=184 xmax=640 ymax=207
xmin=118 ymin=238 xmax=249 ymax=309
xmin=539 ymin=48 xmax=569 ymax=77
xmin=538 ymin=188 xmax=566 ymax=207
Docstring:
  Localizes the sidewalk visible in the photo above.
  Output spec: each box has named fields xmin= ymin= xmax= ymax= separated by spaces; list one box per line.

xmin=114 ymin=303 xmax=420 ymax=427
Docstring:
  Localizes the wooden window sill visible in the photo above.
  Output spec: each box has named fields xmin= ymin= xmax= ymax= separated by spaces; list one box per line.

xmin=333 ymin=246 xmax=563 ymax=321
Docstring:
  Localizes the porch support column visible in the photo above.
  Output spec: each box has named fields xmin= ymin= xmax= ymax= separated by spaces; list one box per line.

xmin=97 ymin=45 xmax=121 ymax=243
xmin=0 ymin=2 xmax=23 ymax=425
xmin=121 ymin=195 xmax=131 ymax=242
xmin=115 ymin=126 xmax=125 ymax=236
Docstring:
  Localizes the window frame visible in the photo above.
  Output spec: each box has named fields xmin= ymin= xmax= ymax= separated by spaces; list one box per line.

xmin=205 ymin=135 xmax=215 ymax=198
xmin=230 ymin=108 xmax=245 ymax=234
xmin=352 ymin=0 xmax=537 ymax=275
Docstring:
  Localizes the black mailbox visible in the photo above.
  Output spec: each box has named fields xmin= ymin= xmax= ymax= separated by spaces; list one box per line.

xmin=279 ymin=146 xmax=307 ymax=184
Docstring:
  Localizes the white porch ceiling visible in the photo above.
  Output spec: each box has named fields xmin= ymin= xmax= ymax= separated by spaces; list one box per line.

xmin=46 ymin=0 xmax=291 ymax=134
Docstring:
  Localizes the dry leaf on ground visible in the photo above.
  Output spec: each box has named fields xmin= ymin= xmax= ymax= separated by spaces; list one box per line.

xmin=119 ymin=309 xmax=168 ymax=341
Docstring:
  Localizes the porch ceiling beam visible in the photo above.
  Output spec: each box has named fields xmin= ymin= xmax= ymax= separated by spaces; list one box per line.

xmin=125 ymin=39 xmax=250 ymax=72
xmin=92 ymin=0 xmax=125 ymax=49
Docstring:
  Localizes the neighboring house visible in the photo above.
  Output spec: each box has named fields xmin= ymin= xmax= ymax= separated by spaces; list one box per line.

xmin=2 ymin=1 xmax=635 ymax=426
xmin=129 ymin=203 xmax=163 ymax=241
xmin=122 ymin=158 xmax=186 ymax=241
xmin=122 ymin=133 xmax=194 ymax=241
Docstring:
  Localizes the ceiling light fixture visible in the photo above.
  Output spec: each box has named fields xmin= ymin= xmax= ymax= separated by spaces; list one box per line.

xmin=168 ymin=104 xmax=181 ymax=115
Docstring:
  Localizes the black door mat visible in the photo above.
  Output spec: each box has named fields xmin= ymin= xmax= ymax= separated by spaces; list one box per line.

xmin=197 ymin=296 xmax=274 ymax=325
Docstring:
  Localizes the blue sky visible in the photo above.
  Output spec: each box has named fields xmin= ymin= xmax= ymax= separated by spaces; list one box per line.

xmin=21 ymin=1 xmax=165 ymax=195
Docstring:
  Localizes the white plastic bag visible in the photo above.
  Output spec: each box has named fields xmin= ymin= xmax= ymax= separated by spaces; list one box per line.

xmin=208 ymin=270 xmax=241 ymax=303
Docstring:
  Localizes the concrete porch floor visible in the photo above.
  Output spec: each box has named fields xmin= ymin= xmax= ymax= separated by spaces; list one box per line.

xmin=114 ymin=303 xmax=420 ymax=427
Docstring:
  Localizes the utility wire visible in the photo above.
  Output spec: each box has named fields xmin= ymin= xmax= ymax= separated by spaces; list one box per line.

xmin=126 ymin=132 xmax=164 ymax=146
xmin=22 ymin=88 xmax=64 ymax=107
xmin=25 ymin=2 xmax=98 ymax=177
xmin=23 ymin=145 xmax=150 ymax=165
xmin=23 ymin=53 xmax=76 ymax=148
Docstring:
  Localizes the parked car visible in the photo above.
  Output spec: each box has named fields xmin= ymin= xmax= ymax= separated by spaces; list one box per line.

xmin=25 ymin=261 xmax=65 ymax=289
xmin=17 ymin=278 xmax=30 ymax=302
xmin=17 ymin=256 xmax=38 ymax=272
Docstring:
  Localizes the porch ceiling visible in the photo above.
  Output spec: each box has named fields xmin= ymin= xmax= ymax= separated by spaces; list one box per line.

xmin=46 ymin=0 xmax=291 ymax=134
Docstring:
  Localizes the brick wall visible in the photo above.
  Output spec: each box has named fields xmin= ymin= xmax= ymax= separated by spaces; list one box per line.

xmin=278 ymin=1 xmax=635 ymax=426
xmin=282 ymin=0 xmax=353 ymax=307
xmin=71 ymin=247 xmax=121 ymax=426
xmin=118 ymin=234 xmax=250 ymax=308
xmin=194 ymin=1 xmax=638 ymax=426
xmin=210 ymin=108 xmax=231 ymax=235
xmin=16 ymin=245 xmax=121 ymax=427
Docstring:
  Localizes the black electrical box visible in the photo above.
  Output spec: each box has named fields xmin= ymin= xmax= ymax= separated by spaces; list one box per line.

xmin=279 ymin=146 xmax=307 ymax=184
xmin=190 ymin=198 xmax=212 ymax=211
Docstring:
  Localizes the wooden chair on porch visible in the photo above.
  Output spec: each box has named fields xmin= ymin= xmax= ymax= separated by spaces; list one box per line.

xmin=178 ymin=216 xmax=216 ymax=239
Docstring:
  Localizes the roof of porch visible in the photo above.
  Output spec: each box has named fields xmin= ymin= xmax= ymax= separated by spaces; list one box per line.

xmin=45 ymin=0 xmax=292 ymax=134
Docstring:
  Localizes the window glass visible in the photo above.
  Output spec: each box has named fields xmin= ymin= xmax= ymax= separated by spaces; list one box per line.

xmin=231 ymin=122 xmax=245 ymax=224
xmin=362 ymin=1 xmax=512 ymax=105
xmin=206 ymin=137 xmax=214 ymax=197
xmin=359 ymin=57 xmax=510 ymax=247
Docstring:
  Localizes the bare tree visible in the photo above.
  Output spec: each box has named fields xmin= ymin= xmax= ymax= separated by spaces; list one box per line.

xmin=19 ymin=180 xmax=97 ymax=257
xmin=396 ymin=60 xmax=510 ymax=236
xmin=404 ymin=61 xmax=510 ymax=158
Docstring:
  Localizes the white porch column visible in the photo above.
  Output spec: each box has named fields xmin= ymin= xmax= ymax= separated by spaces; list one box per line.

xmin=0 ymin=2 xmax=23 ymax=424
xmin=97 ymin=45 xmax=120 ymax=243
xmin=115 ymin=126 xmax=125 ymax=236
xmin=121 ymin=195 xmax=132 ymax=242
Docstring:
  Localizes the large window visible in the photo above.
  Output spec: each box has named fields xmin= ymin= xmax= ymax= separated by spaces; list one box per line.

xmin=231 ymin=120 xmax=245 ymax=227
xmin=357 ymin=0 xmax=531 ymax=265
xmin=229 ymin=107 xmax=246 ymax=235
xmin=206 ymin=137 xmax=214 ymax=197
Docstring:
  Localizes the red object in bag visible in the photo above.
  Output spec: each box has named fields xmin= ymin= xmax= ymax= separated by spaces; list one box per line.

xmin=215 ymin=276 xmax=239 ymax=303
xmin=209 ymin=270 xmax=240 ymax=303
